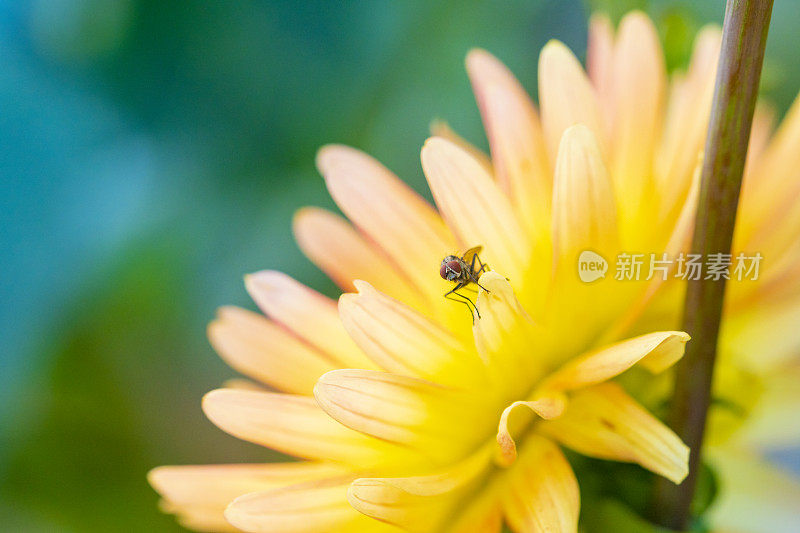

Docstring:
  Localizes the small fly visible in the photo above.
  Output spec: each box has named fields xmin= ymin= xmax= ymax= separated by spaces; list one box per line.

xmin=440 ymin=245 xmax=490 ymax=321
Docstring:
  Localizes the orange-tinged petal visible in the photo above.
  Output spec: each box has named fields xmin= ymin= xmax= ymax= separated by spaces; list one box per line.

xmin=149 ymin=462 xmax=346 ymax=509
xmin=539 ymin=40 xmax=605 ymax=163
xmin=202 ymin=389 xmax=406 ymax=467
xmin=501 ymin=434 xmax=579 ymax=533
xmin=293 ymin=207 xmax=424 ymax=308
xmin=339 ymin=281 xmax=485 ymax=387
xmin=208 ymin=306 xmax=337 ymax=394
xmin=421 ymin=137 xmax=533 ymax=285
xmin=348 ymin=446 xmax=493 ymax=533
xmin=609 ymin=12 xmax=666 ymax=230
xmin=656 ymin=26 xmax=720 ymax=217
xmin=225 ymin=477 xmax=394 ymax=533
xmin=318 ymin=145 xmax=457 ymax=300
xmin=540 ymin=383 xmax=689 ymax=484
xmin=164 ymin=502 xmax=239 ymax=532
xmin=429 ymin=119 xmax=492 ymax=173
xmin=539 ymin=331 xmax=690 ymax=393
xmin=587 ymin=14 xmax=615 ymax=133
xmin=466 ymin=48 xmax=551 ymax=239
xmin=245 ymin=270 xmax=376 ymax=370
xmin=496 ymin=395 xmax=567 ymax=466
xmin=222 ymin=378 xmax=267 ymax=391
xmin=314 ymin=369 xmax=488 ymax=463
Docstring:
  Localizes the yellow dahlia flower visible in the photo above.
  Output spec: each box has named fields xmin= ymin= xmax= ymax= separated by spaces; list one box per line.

xmin=149 ymin=9 xmax=800 ymax=533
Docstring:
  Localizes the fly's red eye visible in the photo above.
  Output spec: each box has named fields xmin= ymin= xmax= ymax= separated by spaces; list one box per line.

xmin=447 ymin=260 xmax=462 ymax=274
xmin=439 ymin=262 xmax=449 ymax=279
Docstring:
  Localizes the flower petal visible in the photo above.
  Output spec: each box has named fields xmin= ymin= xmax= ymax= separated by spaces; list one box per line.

xmin=314 ymin=369 xmax=490 ymax=464
xmin=538 ymin=40 xmax=605 ymax=163
xmin=149 ymin=462 xmax=346 ymax=510
xmin=429 ymin=119 xmax=492 ymax=173
xmin=293 ymin=207 xmax=424 ymax=308
xmin=339 ymin=281 xmax=485 ymax=387
xmin=225 ymin=477 xmax=393 ymax=533
xmin=202 ymin=389 xmax=406 ymax=467
xmin=208 ymin=306 xmax=337 ymax=394
xmin=421 ymin=137 xmax=533 ymax=285
xmin=347 ymin=446 xmax=493 ymax=532
xmin=318 ymin=145 xmax=457 ymax=300
xmin=706 ymin=448 xmax=800 ymax=533
xmin=540 ymin=383 xmax=689 ymax=484
xmin=609 ymin=12 xmax=666 ymax=230
xmin=656 ymin=26 xmax=719 ymax=217
xmin=495 ymin=395 xmax=567 ymax=466
xmin=738 ymin=92 xmax=800 ymax=264
xmin=501 ymin=434 xmax=579 ymax=533
xmin=587 ymin=13 xmax=615 ymax=132
xmin=539 ymin=331 xmax=690 ymax=393
xmin=473 ymin=272 xmax=546 ymax=395
xmin=163 ymin=502 xmax=239 ymax=532
xmin=734 ymin=364 xmax=800 ymax=450
xmin=245 ymin=270 xmax=377 ymax=370
xmin=551 ymin=124 xmax=618 ymax=268
xmin=466 ymin=48 xmax=551 ymax=239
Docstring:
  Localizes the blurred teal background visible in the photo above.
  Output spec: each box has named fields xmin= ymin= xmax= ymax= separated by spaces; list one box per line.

xmin=1 ymin=1 xmax=798 ymax=531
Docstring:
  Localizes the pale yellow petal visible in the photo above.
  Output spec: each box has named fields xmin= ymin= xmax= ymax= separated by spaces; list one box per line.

xmin=539 ymin=40 xmax=605 ymax=162
xmin=348 ymin=446 xmax=493 ymax=533
xmin=738 ymin=92 xmax=800 ymax=264
xmin=318 ymin=145 xmax=457 ymax=300
xmin=225 ymin=477 xmax=394 ymax=533
xmin=539 ymin=331 xmax=690 ymax=393
xmin=722 ymin=297 xmax=800 ymax=374
xmin=338 ymin=281 xmax=485 ymax=387
xmin=314 ymin=369 xmax=489 ymax=463
xmin=734 ymin=365 xmax=800 ymax=450
xmin=742 ymin=101 xmax=775 ymax=183
xmin=208 ymin=306 xmax=337 ymax=394
xmin=706 ymin=448 xmax=800 ymax=533
xmin=421 ymin=137 xmax=533 ymax=285
xmin=466 ymin=48 xmax=551 ymax=239
xmin=293 ymin=207 xmax=424 ymax=309
xmin=245 ymin=270 xmax=376 ymax=370
xmin=540 ymin=383 xmax=689 ymax=484
xmin=551 ymin=124 xmax=618 ymax=267
xmin=202 ymin=389 xmax=407 ymax=467
xmin=609 ymin=12 xmax=666 ymax=229
xmin=501 ymin=434 xmax=579 ymax=533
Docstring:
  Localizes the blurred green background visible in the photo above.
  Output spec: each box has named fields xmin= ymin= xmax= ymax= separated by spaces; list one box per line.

xmin=1 ymin=0 xmax=798 ymax=531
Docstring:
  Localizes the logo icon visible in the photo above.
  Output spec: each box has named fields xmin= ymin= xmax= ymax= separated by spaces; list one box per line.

xmin=578 ymin=250 xmax=608 ymax=283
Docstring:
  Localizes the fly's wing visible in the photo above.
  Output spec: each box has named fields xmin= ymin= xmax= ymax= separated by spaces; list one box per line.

xmin=460 ymin=246 xmax=483 ymax=266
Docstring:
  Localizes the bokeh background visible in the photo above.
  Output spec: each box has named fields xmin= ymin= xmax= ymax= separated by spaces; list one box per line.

xmin=2 ymin=0 xmax=799 ymax=530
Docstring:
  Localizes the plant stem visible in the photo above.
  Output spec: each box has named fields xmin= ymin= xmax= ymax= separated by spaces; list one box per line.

xmin=651 ymin=0 xmax=773 ymax=529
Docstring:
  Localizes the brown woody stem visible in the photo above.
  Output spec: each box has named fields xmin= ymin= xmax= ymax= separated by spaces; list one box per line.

xmin=650 ymin=0 xmax=773 ymax=529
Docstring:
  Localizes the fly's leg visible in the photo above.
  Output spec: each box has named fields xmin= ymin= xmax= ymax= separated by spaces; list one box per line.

xmin=444 ymin=286 xmax=480 ymax=322
xmin=469 ymin=254 xmax=491 ymax=293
